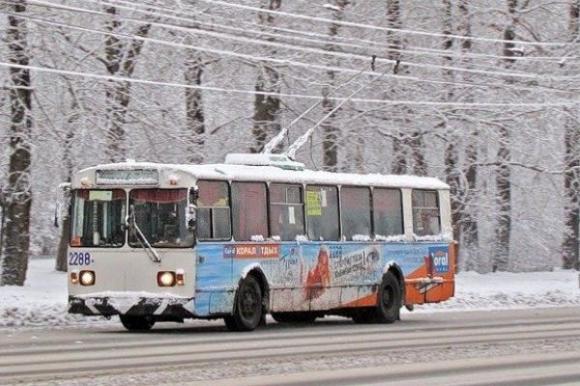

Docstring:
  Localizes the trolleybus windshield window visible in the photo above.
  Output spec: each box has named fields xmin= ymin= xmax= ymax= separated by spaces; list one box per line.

xmin=341 ymin=186 xmax=372 ymax=240
xmin=269 ymin=183 xmax=305 ymax=241
xmin=305 ymin=185 xmax=339 ymax=241
xmin=373 ymin=188 xmax=404 ymax=237
xmin=70 ymin=189 xmax=126 ymax=247
xmin=128 ymin=189 xmax=194 ymax=248
xmin=232 ymin=182 xmax=268 ymax=241
xmin=412 ymin=190 xmax=441 ymax=236
xmin=197 ymin=180 xmax=231 ymax=241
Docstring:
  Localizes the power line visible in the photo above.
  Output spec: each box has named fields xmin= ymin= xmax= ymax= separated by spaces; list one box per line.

xmin=1 ymin=61 xmax=577 ymax=108
xmin=192 ymin=0 xmax=575 ymax=47
xmin=103 ymin=0 xmax=573 ymax=64
xmin=14 ymin=0 xmax=580 ymax=92
xmin=11 ymin=9 xmax=577 ymax=100
xmin=69 ymin=0 xmax=576 ymax=81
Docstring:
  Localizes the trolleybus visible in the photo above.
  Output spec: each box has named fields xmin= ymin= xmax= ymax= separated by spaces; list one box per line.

xmin=65 ymin=154 xmax=456 ymax=331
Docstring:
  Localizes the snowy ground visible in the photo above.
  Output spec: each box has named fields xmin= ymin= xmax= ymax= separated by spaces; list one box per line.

xmin=1 ymin=258 xmax=579 ymax=328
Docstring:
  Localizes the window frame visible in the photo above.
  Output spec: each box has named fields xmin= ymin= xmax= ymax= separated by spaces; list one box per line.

xmin=304 ymin=184 xmax=340 ymax=242
xmin=196 ymin=179 xmax=233 ymax=242
xmin=339 ymin=185 xmax=372 ymax=241
xmin=411 ymin=189 xmax=442 ymax=236
xmin=371 ymin=187 xmax=405 ymax=239
xmin=268 ymin=183 xmax=305 ymax=241
xmin=69 ymin=189 xmax=127 ymax=248
xmin=231 ymin=180 xmax=269 ymax=242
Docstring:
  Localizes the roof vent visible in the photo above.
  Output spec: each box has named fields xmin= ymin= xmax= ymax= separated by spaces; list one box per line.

xmin=225 ymin=153 xmax=305 ymax=171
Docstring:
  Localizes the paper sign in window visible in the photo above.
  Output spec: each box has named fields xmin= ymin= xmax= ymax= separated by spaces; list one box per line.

xmin=306 ymin=191 xmax=322 ymax=216
xmin=89 ymin=190 xmax=112 ymax=201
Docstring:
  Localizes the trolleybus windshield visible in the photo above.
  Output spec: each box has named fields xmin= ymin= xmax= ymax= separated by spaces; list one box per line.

xmin=70 ymin=189 xmax=126 ymax=247
xmin=128 ymin=188 xmax=194 ymax=248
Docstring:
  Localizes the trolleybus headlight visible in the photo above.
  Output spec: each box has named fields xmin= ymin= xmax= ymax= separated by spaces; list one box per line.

xmin=157 ymin=271 xmax=176 ymax=287
xmin=70 ymin=271 xmax=79 ymax=285
xmin=79 ymin=270 xmax=95 ymax=286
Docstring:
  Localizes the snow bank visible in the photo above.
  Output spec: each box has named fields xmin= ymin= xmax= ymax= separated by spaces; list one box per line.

xmin=1 ymin=259 xmax=579 ymax=328
xmin=417 ymin=269 xmax=580 ymax=312
xmin=0 ymin=258 xmax=105 ymax=328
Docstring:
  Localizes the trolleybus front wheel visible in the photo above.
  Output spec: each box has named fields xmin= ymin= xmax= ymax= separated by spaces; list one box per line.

xmin=120 ymin=315 xmax=156 ymax=331
xmin=224 ymin=275 xmax=263 ymax=332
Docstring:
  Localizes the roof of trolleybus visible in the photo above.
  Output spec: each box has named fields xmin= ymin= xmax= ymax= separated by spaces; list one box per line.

xmin=72 ymin=160 xmax=450 ymax=191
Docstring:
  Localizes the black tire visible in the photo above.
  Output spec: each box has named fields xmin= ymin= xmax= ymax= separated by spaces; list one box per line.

xmin=271 ymin=312 xmax=317 ymax=324
xmin=374 ymin=271 xmax=401 ymax=323
xmin=224 ymin=275 xmax=263 ymax=332
xmin=351 ymin=308 xmax=375 ymax=324
xmin=120 ymin=315 xmax=155 ymax=331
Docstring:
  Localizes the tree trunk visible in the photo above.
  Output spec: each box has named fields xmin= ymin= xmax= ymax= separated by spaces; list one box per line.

xmin=562 ymin=0 xmax=580 ymax=270
xmin=457 ymin=0 xmax=479 ymax=269
xmin=441 ymin=0 xmax=461 ymax=242
xmin=320 ymin=0 xmax=349 ymax=172
xmin=493 ymin=0 xmax=517 ymax=271
xmin=184 ymin=48 xmax=205 ymax=164
xmin=55 ymin=89 xmax=78 ymax=273
xmin=1 ymin=1 xmax=33 ymax=286
xmin=251 ymin=0 xmax=282 ymax=153
xmin=103 ymin=6 xmax=151 ymax=162
xmin=387 ymin=0 xmax=406 ymax=174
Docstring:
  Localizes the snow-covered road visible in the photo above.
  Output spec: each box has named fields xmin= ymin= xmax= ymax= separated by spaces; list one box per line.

xmin=2 ymin=307 xmax=580 ymax=385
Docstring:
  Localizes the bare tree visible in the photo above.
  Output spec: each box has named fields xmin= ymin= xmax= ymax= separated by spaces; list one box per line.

xmin=103 ymin=6 xmax=151 ymax=162
xmin=492 ymin=0 xmax=517 ymax=272
xmin=251 ymin=0 xmax=282 ymax=153
xmin=1 ymin=0 xmax=33 ymax=286
xmin=55 ymin=84 xmax=79 ymax=272
xmin=562 ymin=0 xmax=580 ymax=269
xmin=458 ymin=0 xmax=479 ymax=268
xmin=441 ymin=0 xmax=461 ymax=243
xmin=387 ymin=0 xmax=406 ymax=175
xmin=183 ymin=41 xmax=206 ymax=164
xmin=317 ymin=0 xmax=350 ymax=171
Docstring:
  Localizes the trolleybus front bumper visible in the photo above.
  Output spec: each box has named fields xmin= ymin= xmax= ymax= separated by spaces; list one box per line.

xmin=68 ymin=295 xmax=195 ymax=318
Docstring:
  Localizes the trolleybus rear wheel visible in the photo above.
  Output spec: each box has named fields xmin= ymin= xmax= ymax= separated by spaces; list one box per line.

xmin=120 ymin=315 xmax=155 ymax=331
xmin=225 ymin=275 xmax=263 ymax=332
xmin=374 ymin=271 xmax=401 ymax=323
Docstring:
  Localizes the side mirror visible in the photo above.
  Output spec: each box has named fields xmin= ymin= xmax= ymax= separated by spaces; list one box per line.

xmin=187 ymin=187 xmax=198 ymax=231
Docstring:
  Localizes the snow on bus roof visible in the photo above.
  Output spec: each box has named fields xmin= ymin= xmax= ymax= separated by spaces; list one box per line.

xmin=84 ymin=161 xmax=450 ymax=190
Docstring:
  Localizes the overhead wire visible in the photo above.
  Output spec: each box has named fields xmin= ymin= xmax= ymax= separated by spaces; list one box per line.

xmin=104 ymin=0 xmax=574 ymax=64
xmin=1 ymin=61 xmax=578 ymax=109
xmin=11 ymin=0 xmax=580 ymax=97
xmin=67 ymin=0 xmax=578 ymax=81
xmin=192 ymin=0 xmax=576 ymax=47
xmin=9 ymin=8 xmax=578 ymax=100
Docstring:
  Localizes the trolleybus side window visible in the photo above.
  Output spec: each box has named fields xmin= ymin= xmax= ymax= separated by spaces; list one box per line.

xmin=305 ymin=185 xmax=339 ymax=241
xmin=341 ymin=186 xmax=371 ymax=241
xmin=373 ymin=188 xmax=404 ymax=237
xmin=269 ymin=183 xmax=305 ymax=241
xmin=71 ymin=189 xmax=126 ymax=247
xmin=232 ymin=182 xmax=268 ymax=241
xmin=196 ymin=180 xmax=231 ymax=240
xmin=129 ymin=189 xmax=194 ymax=248
xmin=412 ymin=190 xmax=441 ymax=236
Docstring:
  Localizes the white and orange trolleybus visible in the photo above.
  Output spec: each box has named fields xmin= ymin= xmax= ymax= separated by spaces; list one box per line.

xmin=65 ymin=154 xmax=456 ymax=331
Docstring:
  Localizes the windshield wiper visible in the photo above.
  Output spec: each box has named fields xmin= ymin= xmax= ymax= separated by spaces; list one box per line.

xmin=127 ymin=205 xmax=161 ymax=263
